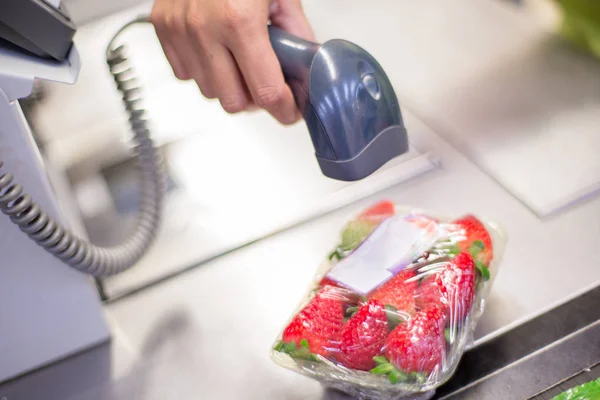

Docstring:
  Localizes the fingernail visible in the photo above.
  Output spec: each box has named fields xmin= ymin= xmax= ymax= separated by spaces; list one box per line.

xmin=269 ymin=0 xmax=279 ymax=15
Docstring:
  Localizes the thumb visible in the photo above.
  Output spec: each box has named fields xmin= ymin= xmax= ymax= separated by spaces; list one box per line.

xmin=269 ymin=0 xmax=315 ymax=42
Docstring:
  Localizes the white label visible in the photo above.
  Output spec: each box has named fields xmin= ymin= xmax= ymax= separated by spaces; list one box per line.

xmin=326 ymin=214 xmax=439 ymax=294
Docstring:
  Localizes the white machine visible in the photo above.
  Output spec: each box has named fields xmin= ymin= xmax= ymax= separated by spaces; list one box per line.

xmin=0 ymin=0 xmax=163 ymax=382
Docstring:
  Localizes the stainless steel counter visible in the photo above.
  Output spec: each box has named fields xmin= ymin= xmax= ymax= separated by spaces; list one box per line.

xmin=3 ymin=0 xmax=600 ymax=399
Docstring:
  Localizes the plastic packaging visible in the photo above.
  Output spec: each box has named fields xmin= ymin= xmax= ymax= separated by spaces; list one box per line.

xmin=271 ymin=200 xmax=507 ymax=400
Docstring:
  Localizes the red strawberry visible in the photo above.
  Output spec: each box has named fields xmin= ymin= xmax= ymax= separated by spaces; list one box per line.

xmin=358 ymin=200 xmax=395 ymax=224
xmin=318 ymin=276 xmax=342 ymax=288
xmin=416 ymin=252 xmax=476 ymax=321
xmin=338 ymin=300 xmax=389 ymax=371
xmin=368 ymin=269 xmax=418 ymax=315
xmin=452 ymin=215 xmax=493 ymax=267
xmin=384 ymin=306 xmax=446 ymax=374
xmin=282 ymin=286 xmax=345 ymax=357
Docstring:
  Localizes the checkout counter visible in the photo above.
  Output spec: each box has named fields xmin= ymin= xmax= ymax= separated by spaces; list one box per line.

xmin=1 ymin=0 xmax=599 ymax=399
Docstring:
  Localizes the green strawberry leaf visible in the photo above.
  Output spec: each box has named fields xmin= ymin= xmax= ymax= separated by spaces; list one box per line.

xmin=370 ymin=363 xmax=395 ymax=375
xmin=475 ymin=260 xmax=491 ymax=281
xmin=384 ymin=305 xmax=403 ymax=330
xmin=373 ymin=356 xmax=388 ymax=366
xmin=279 ymin=339 xmax=321 ymax=362
xmin=294 ymin=348 xmax=313 ymax=360
xmin=448 ymin=244 xmax=462 ymax=256
xmin=469 ymin=240 xmax=485 ymax=257
xmin=328 ymin=248 xmax=346 ymax=261
xmin=340 ymin=220 xmax=374 ymax=251
xmin=389 ymin=369 xmax=408 ymax=384
xmin=369 ymin=358 xmax=414 ymax=385
xmin=327 ymin=249 xmax=338 ymax=260
xmin=346 ymin=306 xmax=360 ymax=318
xmin=411 ymin=372 xmax=427 ymax=384
xmin=284 ymin=341 xmax=297 ymax=353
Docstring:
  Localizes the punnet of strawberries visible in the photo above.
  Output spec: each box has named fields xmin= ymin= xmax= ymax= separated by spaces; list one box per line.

xmin=272 ymin=200 xmax=505 ymax=399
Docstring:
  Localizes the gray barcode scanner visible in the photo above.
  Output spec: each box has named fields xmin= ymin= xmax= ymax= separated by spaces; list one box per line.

xmin=268 ymin=26 xmax=409 ymax=182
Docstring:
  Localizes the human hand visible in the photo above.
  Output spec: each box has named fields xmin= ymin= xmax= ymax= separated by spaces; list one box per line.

xmin=151 ymin=0 xmax=314 ymax=125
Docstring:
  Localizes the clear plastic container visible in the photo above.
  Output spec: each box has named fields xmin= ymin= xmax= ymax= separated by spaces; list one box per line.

xmin=271 ymin=200 xmax=507 ymax=400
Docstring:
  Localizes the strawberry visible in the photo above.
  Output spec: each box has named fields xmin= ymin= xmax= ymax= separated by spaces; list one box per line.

xmin=318 ymin=276 xmax=342 ymax=288
xmin=383 ymin=306 xmax=446 ymax=374
xmin=337 ymin=201 xmax=396 ymax=252
xmin=280 ymin=286 xmax=345 ymax=358
xmin=337 ymin=300 xmax=389 ymax=371
xmin=368 ymin=269 xmax=418 ymax=315
xmin=416 ymin=252 xmax=476 ymax=321
xmin=339 ymin=219 xmax=377 ymax=252
xmin=358 ymin=200 xmax=395 ymax=223
xmin=452 ymin=215 xmax=493 ymax=267
xmin=331 ymin=201 xmax=397 ymax=260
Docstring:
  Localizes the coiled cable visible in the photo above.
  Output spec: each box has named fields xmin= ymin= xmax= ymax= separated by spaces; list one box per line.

xmin=0 ymin=16 xmax=164 ymax=277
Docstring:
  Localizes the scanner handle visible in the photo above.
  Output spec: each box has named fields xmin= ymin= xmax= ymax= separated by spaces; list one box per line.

xmin=267 ymin=26 xmax=320 ymax=111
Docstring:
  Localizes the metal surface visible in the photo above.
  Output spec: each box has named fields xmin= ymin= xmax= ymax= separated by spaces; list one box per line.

xmin=434 ymin=285 xmax=600 ymax=398
xmin=95 ymin=145 xmax=436 ymax=299
xmin=440 ymin=321 xmax=600 ymax=400
xmin=529 ymin=362 xmax=600 ymax=400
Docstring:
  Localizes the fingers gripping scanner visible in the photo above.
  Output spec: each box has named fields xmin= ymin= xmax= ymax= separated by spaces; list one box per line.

xmin=0 ymin=0 xmax=409 ymax=383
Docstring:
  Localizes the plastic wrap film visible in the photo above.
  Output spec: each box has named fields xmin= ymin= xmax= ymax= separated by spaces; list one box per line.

xmin=271 ymin=200 xmax=507 ymax=400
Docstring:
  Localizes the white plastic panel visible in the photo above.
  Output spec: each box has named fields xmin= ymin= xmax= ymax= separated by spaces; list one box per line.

xmin=0 ymin=90 xmax=109 ymax=383
xmin=0 ymin=41 xmax=79 ymax=101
